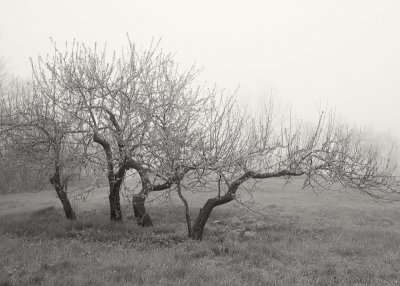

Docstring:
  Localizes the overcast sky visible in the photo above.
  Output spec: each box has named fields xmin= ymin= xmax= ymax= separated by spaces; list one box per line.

xmin=1 ymin=0 xmax=399 ymax=140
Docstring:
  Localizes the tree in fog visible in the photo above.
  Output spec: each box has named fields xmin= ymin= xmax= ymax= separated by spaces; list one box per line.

xmin=146 ymin=93 xmax=242 ymax=237
xmin=0 ymin=67 xmax=61 ymax=194
xmin=32 ymin=39 xmax=210 ymax=223
xmin=157 ymin=98 xmax=399 ymax=240
xmin=29 ymin=38 xmax=399 ymax=232
xmin=0 ymin=78 xmax=88 ymax=219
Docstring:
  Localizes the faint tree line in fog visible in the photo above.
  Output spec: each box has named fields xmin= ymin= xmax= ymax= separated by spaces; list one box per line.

xmin=0 ymin=39 xmax=399 ymax=240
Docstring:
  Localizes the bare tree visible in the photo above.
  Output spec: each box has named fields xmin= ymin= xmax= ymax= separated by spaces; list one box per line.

xmin=29 ymin=38 xmax=399 ymax=232
xmin=31 ymin=38 xmax=208 ymax=223
xmin=0 ymin=78 xmax=87 ymax=219
xmin=0 ymin=78 xmax=52 ymax=193
xmin=145 ymin=92 xmax=241 ymax=236
xmin=154 ymin=96 xmax=399 ymax=240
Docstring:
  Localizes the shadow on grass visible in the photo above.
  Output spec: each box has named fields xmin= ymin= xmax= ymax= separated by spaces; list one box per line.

xmin=0 ymin=206 xmax=201 ymax=249
xmin=0 ymin=204 xmax=338 ymax=246
xmin=1 ymin=206 xmax=136 ymax=242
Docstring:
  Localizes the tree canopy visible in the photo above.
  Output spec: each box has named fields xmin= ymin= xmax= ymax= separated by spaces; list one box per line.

xmin=0 ymin=38 xmax=398 ymax=239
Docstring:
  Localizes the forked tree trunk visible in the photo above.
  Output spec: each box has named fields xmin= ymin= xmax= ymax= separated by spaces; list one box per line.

xmin=50 ymin=173 xmax=76 ymax=220
xmin=132 ymin=194 xmax=153 ymax=227
xmin=93 ymin=133 xmax=124 ymax=221
xmin=191 ymin=196 xmax=233 ymax=240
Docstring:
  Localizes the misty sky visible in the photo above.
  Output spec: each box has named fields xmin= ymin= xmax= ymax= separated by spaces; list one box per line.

xmin=1 ymin=0 xmax=399 ymax=140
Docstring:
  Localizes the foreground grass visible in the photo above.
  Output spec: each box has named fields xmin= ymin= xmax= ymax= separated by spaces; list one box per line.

xmin=1 ymin=199 xmax=400 ymax=286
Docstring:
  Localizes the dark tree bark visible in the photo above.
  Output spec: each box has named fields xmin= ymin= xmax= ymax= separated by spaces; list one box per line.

xmin=109 ymin=185 xmax=122 ymax=221
xmin=190 ymin=170 xmax=304 ymax=240
xmin=50 ymin=171 xmax=76 ymax=220
xmin=131 ymin=170 xmax=174 ymax=227
xmin=108 ymin=168 xmax=125 ymax=221
xmin=132 ymin=194 xmax=153 ymax=227
xmin=191 ymin=195 xmax=233 ymax=240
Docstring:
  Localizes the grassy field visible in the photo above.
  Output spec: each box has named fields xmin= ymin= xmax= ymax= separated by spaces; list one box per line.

xmin=1 ymin=178 xmax=400 ymax=285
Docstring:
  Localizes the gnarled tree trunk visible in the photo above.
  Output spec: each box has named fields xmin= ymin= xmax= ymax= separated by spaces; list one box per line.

xmin=132 ymin=194 xmax=153 ymax=227
xmin=191 ymin=196 xmax=234 ymax=240
xmin=50 ymin=172 xmax=76 ymax=220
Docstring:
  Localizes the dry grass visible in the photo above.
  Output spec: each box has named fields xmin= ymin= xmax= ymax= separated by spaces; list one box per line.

xmin=1 ymin=177 xmax=400 ymax=285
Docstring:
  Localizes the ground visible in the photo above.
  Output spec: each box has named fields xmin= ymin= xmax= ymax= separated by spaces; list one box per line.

xmin=1 ymin=177 xmax=400 ymax=285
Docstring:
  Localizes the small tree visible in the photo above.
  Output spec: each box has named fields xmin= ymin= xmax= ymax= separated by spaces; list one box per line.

xmin=0 ymin=78 xmax=87 ymax=219
xmin=146 ymin=91 xmax=245 ymax=237
xmin=0 ymin=64 xmax=36 ymax=193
